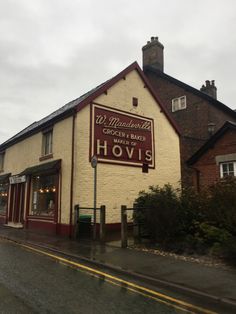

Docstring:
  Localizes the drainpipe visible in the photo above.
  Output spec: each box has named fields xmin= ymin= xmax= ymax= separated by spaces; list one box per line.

xmin=69 ymin=110 xmax=76 ymax=238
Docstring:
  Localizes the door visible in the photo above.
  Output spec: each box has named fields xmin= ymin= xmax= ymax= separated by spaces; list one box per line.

xmin=8 ymin=183 xmax=25 ymax=226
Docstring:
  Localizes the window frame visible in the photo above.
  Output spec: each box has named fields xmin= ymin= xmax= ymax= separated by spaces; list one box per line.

xmin=0 ymin=152 xmax=5 ymax=172
xmin=30 ymin=172 xmax=58 ymax=219
xmin=220 ymin=161 xmax=236 ymax=178
xmin=171 ymin=95 xmax=187 ymax=112
xmin=42 ymin=129 xmax=53 ymax=157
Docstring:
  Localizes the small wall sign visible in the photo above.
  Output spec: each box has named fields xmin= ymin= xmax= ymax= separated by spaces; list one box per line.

xmin=9 ymin=175 xmax=26 ymax=185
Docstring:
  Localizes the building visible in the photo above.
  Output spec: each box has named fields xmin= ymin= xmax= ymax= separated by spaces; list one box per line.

xmin=187 ymin=121 xmax=236 ymax=190
xmin=0 ymin=62 xmax=181 ymax=236
xmin=142 ymin=37 xmax=236 ymax=185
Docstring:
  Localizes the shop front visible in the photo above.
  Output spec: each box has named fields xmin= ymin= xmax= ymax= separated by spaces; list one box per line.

xmin=0 ymin=173 xmax=10 ymax=224
xmin=6 ymin=160 xmax=61 ymax=232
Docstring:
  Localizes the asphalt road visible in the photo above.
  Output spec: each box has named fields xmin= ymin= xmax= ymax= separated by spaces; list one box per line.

xmin=0 ymin=238 xmax=190 ymax=314
xmin=0 ymin=238 xmax=232 ymax=314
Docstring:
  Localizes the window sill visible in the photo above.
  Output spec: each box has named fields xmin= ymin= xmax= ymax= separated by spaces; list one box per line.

xmin=39 ymin=153 xmax=53 ymax=162
xmin=27 ymin=215 xmax=54 ymax=221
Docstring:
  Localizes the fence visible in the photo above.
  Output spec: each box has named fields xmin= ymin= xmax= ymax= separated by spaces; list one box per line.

xmin=121 ymin=205 xmax=150 ymax=248
xmin=74 ymin=205 xmax=106 ymax=242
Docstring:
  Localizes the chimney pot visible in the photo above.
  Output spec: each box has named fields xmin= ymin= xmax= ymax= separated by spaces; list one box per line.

xmin=200 ymin=80 xmax=217 ymax=99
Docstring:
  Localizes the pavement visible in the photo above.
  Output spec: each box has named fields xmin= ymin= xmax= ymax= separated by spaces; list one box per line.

xmin=0 ymin=225 xmax=236 ymax=310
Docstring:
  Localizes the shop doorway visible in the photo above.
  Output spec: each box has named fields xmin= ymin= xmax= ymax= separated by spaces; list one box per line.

xmin=8 ymin=183 xmax=25 ymax=227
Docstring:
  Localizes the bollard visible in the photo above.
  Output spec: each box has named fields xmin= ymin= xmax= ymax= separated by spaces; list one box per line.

xmin=100 ymin=205 xmax=106 ymax=242
xmin=121 ymin=205 xmax=128 ymax=248
xmin=74 ymin=204 xmax=80 ymax=239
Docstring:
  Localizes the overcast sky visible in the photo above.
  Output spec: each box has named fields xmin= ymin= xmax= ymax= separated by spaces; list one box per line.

xmin=0 ymin=0 xmax=236 ymax=144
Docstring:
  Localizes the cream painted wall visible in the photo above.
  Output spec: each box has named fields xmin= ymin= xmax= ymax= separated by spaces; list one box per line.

xmin=2 ymin=117 xmax=73 ymax=224
xmin=2 ymin=69 xmax=180 ymax=227
xmin=74 ymin=70 xmax=181 ymax=224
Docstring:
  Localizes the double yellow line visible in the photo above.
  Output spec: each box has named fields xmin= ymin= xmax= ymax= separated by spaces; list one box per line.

xmin=19 ymin=243 xmax=216 ymax=314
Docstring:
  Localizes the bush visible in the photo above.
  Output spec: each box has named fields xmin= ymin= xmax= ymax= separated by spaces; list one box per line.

xmin=134 ymin=179 xmax=236 ymax=262
xmin=206 ymin=177 xmax=236 ymax=235
xmin=198 ymin=222 xmax=231 ymax=245
xmin=135 ymin=185 xmax=180 ymax=245
xmin=221 ymin=236 xmax=236 ymax=266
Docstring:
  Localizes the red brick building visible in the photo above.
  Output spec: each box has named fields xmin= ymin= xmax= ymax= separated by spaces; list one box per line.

xmin=142 ymin=37 xmax=236 ymax=185
xmin=187 ymin=121 xmax=236 ymax=190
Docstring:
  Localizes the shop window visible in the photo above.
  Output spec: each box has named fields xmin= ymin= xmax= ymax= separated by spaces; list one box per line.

xmin=172 ymin=96 xmax=186 ymax=112
xmin=0 ymin=182 xmax=8 ymax=215
xmin=0 ymin=153 xmax=4 ymax=172
xmin=31 ymin=173 xmax=57 ymax=217
xmin=220 ymin=162 xmax=236 ymax=178
xmin=42 ymin=130 xmax=53 ymax=156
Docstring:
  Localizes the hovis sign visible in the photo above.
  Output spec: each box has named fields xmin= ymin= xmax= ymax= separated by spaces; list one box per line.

xmin=91 ymin=104 xmax=155 ymax=168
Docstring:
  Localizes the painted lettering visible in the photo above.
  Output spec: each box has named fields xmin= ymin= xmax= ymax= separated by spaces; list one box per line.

xmin=96 ymin=140 xmax=107 ymax=156
xmin=145 ymin=150 xmax=152 ymax=162
xmin=112 ymin=145 xmax=122 ymax=157
xmin=113 ymin=138 xmax=130 ymax=145
xmin=130 ymin=134 xmax=146 ymax=141
xmin=138 ymin=149 xmax=142 ymax=161
xmin=125 ymin=147 xmax=134 ymax=159
xmin=96 ymin=114 xmax=106 ymax=125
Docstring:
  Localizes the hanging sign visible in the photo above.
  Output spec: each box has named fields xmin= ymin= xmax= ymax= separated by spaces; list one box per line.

xmin=91 ymin=104 xmax=155 ymax=168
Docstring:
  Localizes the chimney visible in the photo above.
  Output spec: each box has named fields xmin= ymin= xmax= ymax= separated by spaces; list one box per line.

xmin=200 ymin=80 xmax=217 ymax=99
xmin=142 ymin=36 xmax=164 ymax=71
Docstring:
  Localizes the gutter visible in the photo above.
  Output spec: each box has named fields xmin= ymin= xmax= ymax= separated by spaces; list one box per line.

xmin=69 ymin=110 xmax=76 ymax=238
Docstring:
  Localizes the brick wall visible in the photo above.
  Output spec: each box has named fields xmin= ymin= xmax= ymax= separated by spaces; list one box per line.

xmin=145 ymin=71 xmax=236 ymax=185
xmin=192 ymin=129 xmax=236 ymax=189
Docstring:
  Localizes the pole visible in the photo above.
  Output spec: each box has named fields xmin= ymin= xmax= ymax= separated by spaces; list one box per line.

xmin=93 ymin=164 xmax=97 ymax=240
xmin=100 ymin=205 xmax=106 ymax=242
xmin=91 ymin=155 xmax=98 ymax=241
xmin=121 ymin=205 xmax=128 ymax=248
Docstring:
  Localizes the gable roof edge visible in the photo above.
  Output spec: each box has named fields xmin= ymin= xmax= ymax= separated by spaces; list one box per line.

xmin=76 ymin=61 xmax=180 ymax=135
xmin=145 ymin=66 xmax=236 ymax=119
xmin=187 ymin=121 xmax=236 ymax=165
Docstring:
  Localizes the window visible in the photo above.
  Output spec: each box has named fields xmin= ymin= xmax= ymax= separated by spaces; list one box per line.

xmin=0 ymin=153 xmax=4 ymax=171
xmin=42 ymin=130 xmax=53 ymax=156
xmin=172 ymin=96 xmax=186 ymax=112
xmin=220 ymin=162 xmax=236 ymax=178
xmin=31 ymin=173 xmax=57 ymax=217
xmin=0 ymin=182 xmax=8 ymax=215
xmin=132 ymin=97 xmax=138 ymax=107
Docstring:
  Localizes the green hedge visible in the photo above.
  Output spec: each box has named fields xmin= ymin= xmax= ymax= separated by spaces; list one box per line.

xmin=134 ymin=177 xmax=236 ymax=264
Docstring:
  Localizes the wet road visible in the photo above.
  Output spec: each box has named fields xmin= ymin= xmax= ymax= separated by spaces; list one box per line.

xmin=0 ymin=238 xmax=223 ymax=314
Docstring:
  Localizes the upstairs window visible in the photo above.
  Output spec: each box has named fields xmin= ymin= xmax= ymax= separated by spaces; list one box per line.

xmin=172 ymin=96 xmax=186 ymax=112
xmin=220 ymin=162 xmax=236 ymax=178
xmin=42 ymin=130 xmax=53 ymax=156
xmin=0 ymin=153 xmax=5 ymax=172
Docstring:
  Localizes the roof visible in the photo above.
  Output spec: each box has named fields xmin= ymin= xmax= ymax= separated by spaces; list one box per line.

xmin=187 ymin=121 xmax=236 ymax=165
xmin=20 ymin=159 xmax=61 ymax=175
xmin=0 ymin=173 xmax=11 ymax=183
xmin=0 ymin=80 xmax=109 ymax=150
xmin=0 ymin=62 xmax=180 ymax=151
xmin=144 ymin=66 xmax=236 ymax=119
